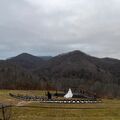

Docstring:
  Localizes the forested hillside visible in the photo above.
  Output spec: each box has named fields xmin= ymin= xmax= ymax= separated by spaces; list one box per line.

xmin=0 ymin=50 xmax=120 ymax=97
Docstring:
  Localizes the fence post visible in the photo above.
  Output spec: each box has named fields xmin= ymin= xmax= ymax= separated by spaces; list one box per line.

xmin=1 ymin=105 xmax=5 ymax=120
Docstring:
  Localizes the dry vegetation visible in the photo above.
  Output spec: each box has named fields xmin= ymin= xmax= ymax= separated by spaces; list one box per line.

xmin=0 ymin=90 xmax=120 ymax=120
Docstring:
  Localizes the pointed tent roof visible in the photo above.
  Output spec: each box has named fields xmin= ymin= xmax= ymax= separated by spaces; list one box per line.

xmin=64 ymin=88 xmax=73 ymax=98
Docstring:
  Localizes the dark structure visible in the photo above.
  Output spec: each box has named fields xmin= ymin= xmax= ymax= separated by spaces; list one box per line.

xmin=47 ymin=91 xmax=52 ymax=100
xmin=53 ymin=88 xmax=98 ymax=99
xmin=64 ymin=87 xmax=98 ymax=99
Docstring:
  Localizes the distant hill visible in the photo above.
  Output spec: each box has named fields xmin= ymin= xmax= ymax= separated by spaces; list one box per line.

xmin=7 ymin=53 xmax=45 ymax=70
xmin=0 ymin=50 xmax=120 ymax=98
xmin=39 ymin=56 xmax=52 ymax=61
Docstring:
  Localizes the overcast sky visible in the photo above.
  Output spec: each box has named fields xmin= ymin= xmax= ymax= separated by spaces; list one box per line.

xmin=0 ymin=0 xmax=120 ymax=59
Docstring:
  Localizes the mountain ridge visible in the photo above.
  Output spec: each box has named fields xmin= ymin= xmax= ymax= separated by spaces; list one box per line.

xmin=0 ymin=50 xmax=120 ymax=98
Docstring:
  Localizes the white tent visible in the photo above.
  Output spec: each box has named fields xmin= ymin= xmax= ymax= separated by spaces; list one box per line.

xmin=64 ymin=88 xmax=73 ymax=98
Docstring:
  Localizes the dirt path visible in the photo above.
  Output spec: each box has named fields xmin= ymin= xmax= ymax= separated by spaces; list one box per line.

xmin=16 ymin=101 xmax=32 ymax=106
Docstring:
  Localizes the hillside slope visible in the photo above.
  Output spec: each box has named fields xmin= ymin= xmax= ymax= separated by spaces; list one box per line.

xmin=7 ymin=53 xmax=45 ymax=70
xmin=0 ymin=50 xmax=120 ymax=97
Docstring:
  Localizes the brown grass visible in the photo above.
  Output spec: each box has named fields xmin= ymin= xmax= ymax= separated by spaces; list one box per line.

xmin=0 ymin=90 xmax=120 ymax=120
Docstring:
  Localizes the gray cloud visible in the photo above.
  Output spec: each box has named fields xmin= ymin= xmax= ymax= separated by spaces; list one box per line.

xmin=0 ymin=0 xmax=120 ymax=59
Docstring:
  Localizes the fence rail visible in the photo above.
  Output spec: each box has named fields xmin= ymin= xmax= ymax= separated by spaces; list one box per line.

xmin=9 ymin=93 xmax=102 ymax=104
xmin=0 ymin=104 xmax=12 ymax=120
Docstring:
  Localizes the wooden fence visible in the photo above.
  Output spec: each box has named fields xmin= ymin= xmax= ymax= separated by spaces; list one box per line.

xmin=0 ymin=104 xmax=12 ymax=120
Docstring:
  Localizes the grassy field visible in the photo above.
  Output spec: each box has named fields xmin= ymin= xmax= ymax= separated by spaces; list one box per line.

xmin=0 ymin=90 xmax=120 ymax=120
